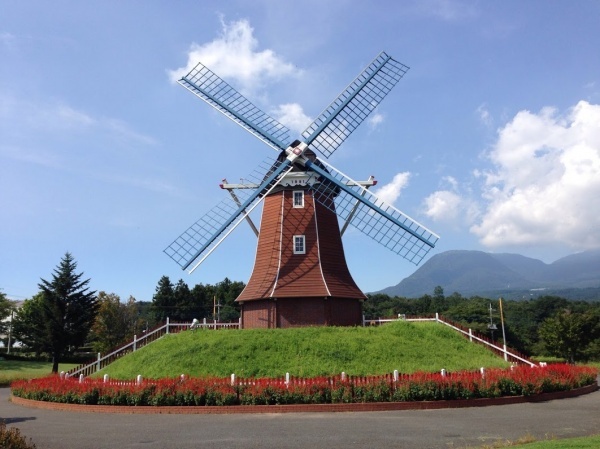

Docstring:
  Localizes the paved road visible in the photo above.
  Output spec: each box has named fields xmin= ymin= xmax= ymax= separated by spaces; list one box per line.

xmin=1 ymin=387 xmax=599 ymax=449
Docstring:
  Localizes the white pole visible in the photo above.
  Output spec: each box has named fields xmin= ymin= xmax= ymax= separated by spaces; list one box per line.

xmin=499 ymin=297 xmax=508 ymax=361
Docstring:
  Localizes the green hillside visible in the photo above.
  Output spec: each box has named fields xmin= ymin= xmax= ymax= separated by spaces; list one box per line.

xmin=97 ymin=321 xmax=511 ymax=379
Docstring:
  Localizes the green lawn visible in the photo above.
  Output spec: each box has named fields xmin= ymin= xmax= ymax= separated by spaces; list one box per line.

xmin=470 ymin=434 xmax=600 ymax=449
xmin=99 ymin=321 xmax=511 ymax=379
xmin=0 ymin=359 xmax=77 ymax=386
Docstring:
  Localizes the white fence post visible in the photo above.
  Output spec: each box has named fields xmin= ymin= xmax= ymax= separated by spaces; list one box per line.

xmin=230 ymin=373 xmax=236 ymax=386
xmin=133 ymin=334 xmax=137 ymax=351
xmin=435 ymin=312 xmax=439 ymax=322
xmin=503 ymin=344 xmax=508 ymax=361
xmin=285 ymin=372 xmax=290 ymax=385
xmin=469 ymin=328 xmax=473 ymax=342
xmin=79 ymin=374 xmax=84 ymax=383
xmin=166 ymin=317 xmax=170 ymax=334
xmin=96 ymin=352 xmax=101 ymax=372
xmin=393 ymin=370 xmax=399 ymax=382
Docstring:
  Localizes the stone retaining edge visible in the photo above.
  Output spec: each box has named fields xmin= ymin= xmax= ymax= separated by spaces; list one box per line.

xmin=10 ymin=382 xmax=598 ymax=415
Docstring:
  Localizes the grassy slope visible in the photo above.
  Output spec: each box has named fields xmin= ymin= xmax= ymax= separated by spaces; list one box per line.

xmin=99 ymin=321 xmax=510 ymax=379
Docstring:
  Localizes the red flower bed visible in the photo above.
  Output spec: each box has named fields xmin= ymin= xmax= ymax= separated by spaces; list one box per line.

xmin=10 ymin=364 xmax=597 ymax=407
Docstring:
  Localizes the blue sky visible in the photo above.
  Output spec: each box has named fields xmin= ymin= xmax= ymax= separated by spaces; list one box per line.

xmin=2 ymin=0 xmax=600 ymax=303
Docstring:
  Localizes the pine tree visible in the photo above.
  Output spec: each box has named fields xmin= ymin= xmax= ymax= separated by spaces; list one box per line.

xmin=38 ymin=252 xmax=98 ymax=373
xmin=151 ymin=276 xmax=175 ymax=323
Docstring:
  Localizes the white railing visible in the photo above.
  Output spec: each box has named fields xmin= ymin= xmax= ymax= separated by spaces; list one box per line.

xmin=363 ymin=313 xmax=537 ymax=367
xmin=67 ymin=317 xmax=241 ymax=378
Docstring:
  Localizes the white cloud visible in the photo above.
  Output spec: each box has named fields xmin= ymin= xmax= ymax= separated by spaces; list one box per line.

xmin=0 ymin=32 xmax=16 ymax=46
xmin=367 ymin=112 xmax=385 ymax=130
xmin=470 ymin=100 xmax=600 ymax=251
xmin=423 ymin=176 xmax=478 ymax=225
xmin=415 ymin=0 xmax=478 ymax=21
xmin=476 ymin=103 xmax=492 ymax=127
xmin=373 ymin=172 xmax=410 ymax=206
xmin=424 ymin=190 xmax=462 ymax=221
xmin=271 ymin=103 xmax=312 ymax=134
xmin=168 ymin=18 xmax=298 ymax=95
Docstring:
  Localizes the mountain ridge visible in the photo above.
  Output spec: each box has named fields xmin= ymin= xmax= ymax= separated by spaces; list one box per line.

xmin=377 ymin=249 xmax=600 ymax=299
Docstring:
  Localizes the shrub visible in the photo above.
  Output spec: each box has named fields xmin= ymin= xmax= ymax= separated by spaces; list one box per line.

xmin=0 ymin=421 xmax=37 ymax=449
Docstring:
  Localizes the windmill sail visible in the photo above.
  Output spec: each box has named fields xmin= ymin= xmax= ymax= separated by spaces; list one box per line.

xmin=301 ymin=52 xmax=409 ymax=159
xmin=167 ymin=51 xmax=438 ymax=274
xmin=179 ymin=62 xmax=290 ymax=151
xmin=306 ymin=158 xmax=439 ymax=264
xmin=164 ymin=156 xmax=293 ymax=272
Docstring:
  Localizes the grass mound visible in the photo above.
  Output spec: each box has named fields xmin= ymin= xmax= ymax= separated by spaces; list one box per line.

xmin=98 ymin=321 xmax=511 ymax=379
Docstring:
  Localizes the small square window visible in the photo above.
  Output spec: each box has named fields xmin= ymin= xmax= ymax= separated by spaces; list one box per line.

xmin=293 ymin=190 xmax=304 ymax=208
xmin=293 ymin=235 xmax=305 ymax=254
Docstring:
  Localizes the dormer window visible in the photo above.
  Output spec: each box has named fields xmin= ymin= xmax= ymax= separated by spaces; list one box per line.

xmin=293 ymin=235 xmax=306 ymax=254
xmin=293 ymin=190 xmax=304 ymax=208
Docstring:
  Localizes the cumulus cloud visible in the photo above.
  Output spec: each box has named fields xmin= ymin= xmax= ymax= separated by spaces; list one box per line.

xmin=374 ymin=172 xmax=411 ymax=206
xmin=168 ymin=18 xmax=298 ymax=95
xmin=470 ymin=100 xmax=600 ymax=250
xmin=271 ymin=103 xmax=312 ymax=134
xmin=423 ymin=176 xmax=478 ymax=226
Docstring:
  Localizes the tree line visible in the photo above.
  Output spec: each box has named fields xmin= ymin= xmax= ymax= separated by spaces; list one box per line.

xmin=1 ymin=253 xmax=245 ymax=372
xmin=2 ymin=253 xmax=599 ymax=370
xmin=365 ymin=287 xmax=600 ymax=363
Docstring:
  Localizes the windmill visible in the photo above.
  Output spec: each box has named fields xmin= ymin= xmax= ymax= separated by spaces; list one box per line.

xmin=165 ymin=52 xmax=439 ymax=328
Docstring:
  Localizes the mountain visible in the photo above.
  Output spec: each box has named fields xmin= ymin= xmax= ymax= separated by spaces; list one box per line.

xmin=378 ymin=249 xmax=600 ymax=299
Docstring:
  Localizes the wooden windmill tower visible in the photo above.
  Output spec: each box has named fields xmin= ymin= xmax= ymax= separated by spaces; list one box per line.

xmin=165 ymin=52 xmax=439 ymax=328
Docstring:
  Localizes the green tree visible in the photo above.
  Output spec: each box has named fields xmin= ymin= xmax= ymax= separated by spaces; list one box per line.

xmin=0 ymin=291 xmax=17 ymax=350
xmin=38 ymin=252 xmax=98 ymax=372
xmin=539 ymin=310 xmax=596 ymax=363
xmin=11 ymin=293 xmax=50 ymax=356
xmin=0 ymin=291 xmax=12 ymax=336
xmin=90 ymin=292 xmax=138 ymax=353
xmin=151 ymin=276 xmax=175 ymax=323
xmin=173 ymin=279 xmax=192 ymax=321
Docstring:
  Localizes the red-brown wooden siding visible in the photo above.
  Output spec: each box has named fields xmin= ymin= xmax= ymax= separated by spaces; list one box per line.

xmin=237 ymin=187 xmax=365 ymax=328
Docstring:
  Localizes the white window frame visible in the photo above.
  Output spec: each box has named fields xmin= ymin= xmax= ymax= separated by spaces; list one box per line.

xmin=293 ymin=235 xmax=306 ymax=254
xmin=293 ymin=190 xmax=304 ymax=208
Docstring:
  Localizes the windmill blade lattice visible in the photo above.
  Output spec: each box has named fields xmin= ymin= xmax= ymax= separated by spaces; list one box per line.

xmin=302 ymin=52 xmax=409 ymax=159
xmin=179 ymin=62 xmax=290 ymax=151
xmin=307 ymin=159 xmax=439 ymax=264
xmin=164 ymin=156 xmax=292 ymax=271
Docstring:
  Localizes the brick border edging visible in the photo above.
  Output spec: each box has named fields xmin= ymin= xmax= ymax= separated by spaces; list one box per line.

xmin=9 ymin=382 xmax=597 ymax=415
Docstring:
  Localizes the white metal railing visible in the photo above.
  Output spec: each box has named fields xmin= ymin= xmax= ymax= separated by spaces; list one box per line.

xmin=363 ymin=313 xmax=537 ymax=367
xmin=67 ymin=317 xmax=241 ymax=378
